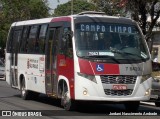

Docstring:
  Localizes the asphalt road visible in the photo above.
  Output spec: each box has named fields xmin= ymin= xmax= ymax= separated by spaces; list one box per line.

xmin=0 ymin=80 xmax=159 ymax=119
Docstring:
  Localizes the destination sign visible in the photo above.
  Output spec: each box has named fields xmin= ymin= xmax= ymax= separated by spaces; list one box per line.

xmin=78 ymin=23 xmax=135 ymax=33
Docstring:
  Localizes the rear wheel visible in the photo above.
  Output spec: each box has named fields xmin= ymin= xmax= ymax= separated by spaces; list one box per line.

xmin=20 ymin=77 xmax=31 ymax=100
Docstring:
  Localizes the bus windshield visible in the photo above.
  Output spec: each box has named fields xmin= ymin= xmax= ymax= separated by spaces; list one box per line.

xmin=75 ymin=22 xmax=150 ymax=62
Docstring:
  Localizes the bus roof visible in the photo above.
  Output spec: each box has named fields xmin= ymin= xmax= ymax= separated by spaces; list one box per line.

xmin=11 ymin=12 xmax=135 ymax=27
xmin=11 ymin=16 xmax=73 ymax=27
xmin=73 ymin=14 xmax=135 ymax=25
xmin=11 ymin=18 xmax=53 ymax=26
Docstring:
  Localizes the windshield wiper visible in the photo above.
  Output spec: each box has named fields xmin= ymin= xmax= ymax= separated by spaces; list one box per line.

xmin=109 ymin=47 xmax=123 ymax=54
xmin=109 ymin=47 xmax=145 ymax=59
xmin=79 ymin=55 xmax=112 ymax=59
xmin=78 ymin=56 xmax=90 ymax=59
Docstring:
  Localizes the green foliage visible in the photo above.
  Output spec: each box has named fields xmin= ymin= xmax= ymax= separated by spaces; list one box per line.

xmin=0 ymin=0 xmax=49 ymax=50
xmin=91 ymin=0 xmax=125 ymax=16
xmin=29 ymin=0 xmax=49 ymax=19
xmin=54 ymin=0 xmax=96 ymax=16
xmin=91 ymin=0 xmax=160 ymax=52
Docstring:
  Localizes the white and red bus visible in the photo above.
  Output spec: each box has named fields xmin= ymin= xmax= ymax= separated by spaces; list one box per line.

xmin=5 ymin=11 xmax=153 ymax=111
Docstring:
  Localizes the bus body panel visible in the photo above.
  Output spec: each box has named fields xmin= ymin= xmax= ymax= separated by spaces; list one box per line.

xmin=19 ymin=54 xmax=46 ymax=93
xmin=5 ymin=53 xmax=46 ymax=93
xmin=74 ymin=76 xmax=152 ymax=101
xmin=5 ymin=53 xmax=11 ymax=85
xmin=78 ymin=58 xmax=152 ymax=75
xmin=74 ymin=58 xmax=152 ymax=101
xmin=56 ymin=54 xmax=75 ymax=98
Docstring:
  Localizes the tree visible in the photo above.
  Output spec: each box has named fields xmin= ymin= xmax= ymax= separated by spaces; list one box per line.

xmin=126 ymin=0 xmax=160 ymax=40
xmin=0 ymin=0 xmax=50 ymax=51
xmin=0 ymin=0 xmax=49 ymax=21
xmin=54 ymin=0 xmax=96 ymax=16
xmin=92 ymin=0 xmax=160 ymax=51
xmin=29 ymin=0 xmax=49 ymax=19
xmin=91 ymin=0 xmax=125 ymax=16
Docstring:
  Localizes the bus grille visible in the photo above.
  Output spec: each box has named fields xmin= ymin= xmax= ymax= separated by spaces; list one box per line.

xmin=101 ymin=75 xmax=137 ymax=84
xmin=104 ymin=89 xmax=133 ymax=96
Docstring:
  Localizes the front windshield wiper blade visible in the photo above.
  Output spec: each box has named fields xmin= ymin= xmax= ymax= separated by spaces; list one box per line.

xmin=109 ymin=47 xmax=124 ymax=54
xmin=78 ymin=56 xmax=90 ymax=59
xmin=79 ymin=55 xmax=112 ymax=59
xmin=109 ymin=47 xmax=145 ymax=59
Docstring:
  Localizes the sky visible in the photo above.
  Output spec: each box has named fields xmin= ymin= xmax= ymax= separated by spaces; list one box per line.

xmin=48 ymin=0 xmax=69 ymax=13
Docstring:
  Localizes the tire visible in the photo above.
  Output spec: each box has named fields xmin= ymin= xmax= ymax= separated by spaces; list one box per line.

xmin=20 ymin=77 xmax=31 ymax=100
xmin=124 ymin=101 xmax=140 ymax=112
xmin=155 ymin=101 xmax=160 ymax=107
xmin=61 ymin=84 xmax=76 ymax=111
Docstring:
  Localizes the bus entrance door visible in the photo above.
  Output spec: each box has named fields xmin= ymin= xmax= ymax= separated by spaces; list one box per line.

xmin=46 ymin=28 xmax=59 ymax=96
xmin=10 ymin=28 xmax=22 ymax=87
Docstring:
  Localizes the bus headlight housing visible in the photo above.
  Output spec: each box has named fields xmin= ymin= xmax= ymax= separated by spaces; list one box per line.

xmin=141 ymin=74 xmax=151 ymax=83
xmin=77 ymin=72 xmax=97 ymax=83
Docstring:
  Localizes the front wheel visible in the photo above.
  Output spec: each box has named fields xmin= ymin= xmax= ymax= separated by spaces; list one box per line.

xmin=61 ymin=86 xmax=76 ymax=111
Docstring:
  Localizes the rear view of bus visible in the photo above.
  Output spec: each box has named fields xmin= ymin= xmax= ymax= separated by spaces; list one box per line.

xmin=72 ymin=12 xmax=152 ymax=111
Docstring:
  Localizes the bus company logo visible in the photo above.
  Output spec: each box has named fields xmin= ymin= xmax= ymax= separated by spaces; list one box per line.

xmin=40 ymin=57 xmax=44 ymax=61
xmin=2 ymin=111 xmax=11 ymax=116
xmin=96 ymin=64 xmax=104 ymax=72
xmin=115 ymin=76 xmax=124 ymax=83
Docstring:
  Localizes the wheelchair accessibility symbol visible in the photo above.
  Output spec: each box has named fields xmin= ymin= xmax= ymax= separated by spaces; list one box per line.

xmin=96 ymin=64 xmax=104 ymax=72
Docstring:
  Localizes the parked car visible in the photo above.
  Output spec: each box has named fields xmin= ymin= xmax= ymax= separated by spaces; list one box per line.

xmin=152 ymin=61 xmax=160 ymax=71
xmin=147 ymin=61 xmax=160 ymax=107
xmin=0 ymin=59 xmax=5 ymax=80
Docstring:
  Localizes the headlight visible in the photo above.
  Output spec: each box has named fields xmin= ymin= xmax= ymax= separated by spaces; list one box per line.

xmin=77 ymin=72 xmax=97 ymax=83
xmin=141 ymin=74 xmax=151 ymax=83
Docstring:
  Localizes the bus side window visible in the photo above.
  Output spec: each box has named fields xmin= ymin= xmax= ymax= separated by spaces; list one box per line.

xmin=19 ymin=26 xmax=29 ymax=53
xmin=37 ymin=24 xmax=48 ymax=54
xmin=6 ymin=28 xmax=14 ymax=53
xmin=53 ymin=28 xmax=60 ymax=55
xmin=7 ymin=27 xmax=22 ymax=54
xmin=27 ymin=25 xmax=39 ymax=53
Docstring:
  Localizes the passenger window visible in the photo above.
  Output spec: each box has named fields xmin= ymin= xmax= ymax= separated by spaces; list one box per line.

xmin=27 ymin=25 xmax=39 ymax=53
xmin=7 ymin=28 xmax=22 ymax=53
xmin=19 ymin=27 xmax=29 ymax=53
xmin=37 ymin=24 xmax=48 ymax=54
xmin=6 ymin=28 xmax=14 ymax=53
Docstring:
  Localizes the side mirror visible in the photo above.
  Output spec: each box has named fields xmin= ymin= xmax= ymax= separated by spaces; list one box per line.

xmin=62 ymin=31 xmax=73 ymax=56
xmin=62 ymin=31 xmax=73 ymax=42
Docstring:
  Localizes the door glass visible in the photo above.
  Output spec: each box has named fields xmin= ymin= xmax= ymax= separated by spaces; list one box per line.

xmin=46 ymin=29 xmax=55 ymax=94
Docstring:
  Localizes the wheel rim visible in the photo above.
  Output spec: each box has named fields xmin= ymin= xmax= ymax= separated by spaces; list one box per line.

xmin=21 ymin=80 xmax=26 ymax=97
xmin=22 ymin=87 xmax=25 ymax=96
xmin=62 ymin=91 xmax=71 ymax=110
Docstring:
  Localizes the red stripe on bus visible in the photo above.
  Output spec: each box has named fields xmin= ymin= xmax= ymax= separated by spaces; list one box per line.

xmin=78 ymin=58 xmax=120 ymax=75
xmin=78 ymin=58 xmax=94 ymax=75
xmin=51 ymin=17 xmax=71 ymax=22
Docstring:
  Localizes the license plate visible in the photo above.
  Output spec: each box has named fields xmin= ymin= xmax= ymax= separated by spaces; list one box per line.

xmin=113 ymin=85 xmax=127 ymax=90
